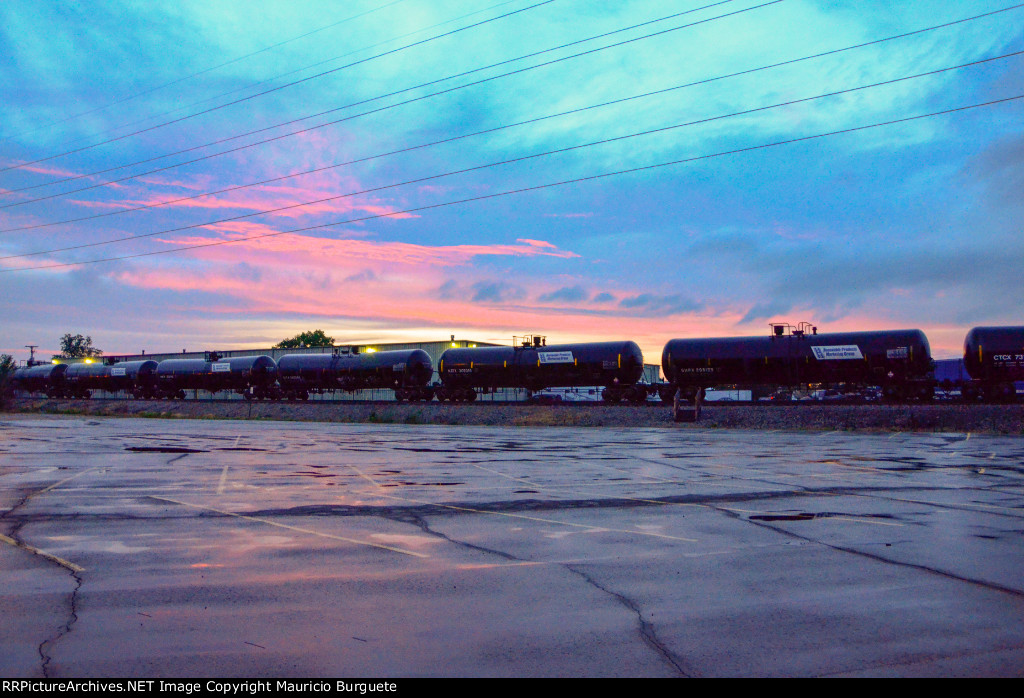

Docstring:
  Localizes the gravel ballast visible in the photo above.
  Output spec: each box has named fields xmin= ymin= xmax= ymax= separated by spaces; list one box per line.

xmin=7 ymin=398 xmax=1024 ymax=433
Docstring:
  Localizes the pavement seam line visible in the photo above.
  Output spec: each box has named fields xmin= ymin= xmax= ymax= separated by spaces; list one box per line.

xmin=151 ymin=496 xmax=428 ymax=558
xmin=364 ymin=491 xmax=700 ymax=542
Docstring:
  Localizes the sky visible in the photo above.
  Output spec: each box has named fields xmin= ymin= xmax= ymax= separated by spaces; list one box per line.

xmin=1 ymin=0 xmax=1022 ymax=364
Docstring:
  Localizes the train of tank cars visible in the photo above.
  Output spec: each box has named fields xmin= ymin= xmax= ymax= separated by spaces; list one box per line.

xmin=7 ymin=325 xmax=1024 ymax=404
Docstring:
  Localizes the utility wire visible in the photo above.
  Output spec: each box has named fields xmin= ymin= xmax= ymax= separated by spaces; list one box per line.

xmin=5 ymin=94 xmax=1018 ymax=274
xmin=1 ymin=0 xmax=744 ymax=196
xmin=0 ymin=0 xmax=558 ymax=174
xmin=12 ymin=0 xmax=527 ymax=156
xmin=3 ymin=52 xmax=1019 ymax=265
xmin=0 ymin=0 xmax=779 ymax=208
xmin=4 ymin=94 xmax=1019 ymax=274
xmin=1 ymin=4 xmax=1016 ymax=234
xmin=0 ymin=0 xmax=408 ymax=144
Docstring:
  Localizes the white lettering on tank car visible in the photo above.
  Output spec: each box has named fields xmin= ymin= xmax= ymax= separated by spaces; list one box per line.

xmin=111 ymin=367 xmax=126 ymax=376
xmin=886 ymin=347 xmax=908 ymax=359
xmin=538 ymin=351 xmax=574 ymax=364
xmin=811 ymin=345 xmax=864 ymax=360
xmin=211 ymin=363 xmax=231 ymax=372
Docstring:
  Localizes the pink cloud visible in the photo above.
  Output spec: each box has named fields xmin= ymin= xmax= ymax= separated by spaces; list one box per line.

xmin=20 ymin=163 xmax=88 ymax=179
xmin=88 ymin=168 xmax=419 ymax=224
xmin=155 ymin=230 xmax=580 ymax=268
xmin=107 ymin=247 xmax=735 ymax=372
xmin=515 ymin=239 xmax=558 ymax=249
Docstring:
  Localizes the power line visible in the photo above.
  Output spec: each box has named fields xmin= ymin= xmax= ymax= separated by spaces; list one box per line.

xmin=2 ymin=0 xmax=740 ymax=195
xmin=0 ymin=0 xmax=559 ymax=174
xmin=11 ymin=0 xmax=528 ymax=157
xmin=1 ymin=4 xmax=1015 ymax=234
xmin=0 ymin=0 xmax=781 ymax=209
xmin=0 ymin=0 xmax=408 ymax=144
xmin=3 ymin=59 xmax=1019 ymax=268
xmin=7 ymin=94 xmax=1019 ymax=274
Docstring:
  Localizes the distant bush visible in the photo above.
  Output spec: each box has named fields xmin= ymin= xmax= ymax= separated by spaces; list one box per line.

xmin=0 ymin=353 xmax=15 ymax=410
xmin=274 ymin=329 xmax=335 ymax=349
xmin=53 ymin=333 xmax=103 ymax=360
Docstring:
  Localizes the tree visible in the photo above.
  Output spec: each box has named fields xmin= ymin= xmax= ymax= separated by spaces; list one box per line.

xmin=274 ymin=329 xmax=335 ymax=349
xmin=54 ymin=333 xmax=103 ymax=359
xmin=0 ymin=354 xmax=14 ymax=406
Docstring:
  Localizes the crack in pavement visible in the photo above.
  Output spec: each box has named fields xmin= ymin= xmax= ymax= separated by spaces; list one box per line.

xmin=0 ymin=465 xmax=103 ymax=677
xmin=712 ymin=504 xmax=1024 ymax=599
xmin=1 ymin=489 xmax=79 ymax=677
xmin=38 ymin=568 xmax=82 ymax=678
xmin=393 ymin=511 xmax=694 ymax=676
xmin=565 ymin=563 xmax=696 ymax=677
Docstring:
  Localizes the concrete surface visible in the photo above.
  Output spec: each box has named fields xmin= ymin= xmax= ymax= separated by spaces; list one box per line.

xmin=0 ymin=415 xmax=1022 ymax=677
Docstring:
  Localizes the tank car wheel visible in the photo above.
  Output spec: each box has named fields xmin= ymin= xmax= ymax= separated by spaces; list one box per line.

xmin=394 ymin=389 xmax=407 ymax=402
xmin=466 ymin=389 xmax=477 ymax=402
xmin=300 ymin=391 xmax=309 ymax=401
xmin=881 ymin=385 xmax=904 ymax=403
xmin=602 ymin=388 xmax=621 ymax=403
xmin=176 ymin=390 xmax=186 ymax=400
xmin=986 ymin=382 xmax=1016 ymax=403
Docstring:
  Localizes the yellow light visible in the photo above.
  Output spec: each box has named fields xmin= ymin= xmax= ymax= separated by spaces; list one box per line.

xmin=84 ymin=358 xmax=94 ymax=364
xmin=51 ymin=359 xmax=59 ymax=364
xmin=451 ymin=342 xmax=457 ymax=347
xmin=470 ymin=344 xmax=476 ymax=348
xmin=365 ymin=347 xmax=376 ymax=353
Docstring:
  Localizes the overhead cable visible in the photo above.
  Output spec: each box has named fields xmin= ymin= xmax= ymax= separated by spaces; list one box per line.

xmin=1 ymin=3 xmax=1017 ymax=233
xmin=2 ymin=67 xmax=1019 ymax=268
xmin=1 ymin=0 xmax=748 ymax=198
xmin=0 ymin=0 xmax=559 ymax=173
xmin=0 ymin=0 xmax=408 ymax=144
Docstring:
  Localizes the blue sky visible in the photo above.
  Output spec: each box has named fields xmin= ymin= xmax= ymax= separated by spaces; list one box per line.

xmin=1 ymin=0 xmax=1021 ymax=363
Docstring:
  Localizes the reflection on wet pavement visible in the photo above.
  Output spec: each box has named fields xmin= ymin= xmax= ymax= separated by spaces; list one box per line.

xmin=1 ymin=416 xmax=1023 ymax=677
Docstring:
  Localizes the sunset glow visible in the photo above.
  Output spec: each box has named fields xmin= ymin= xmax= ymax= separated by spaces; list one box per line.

xmin=2 ymin=1 xmax=1021 ymax=362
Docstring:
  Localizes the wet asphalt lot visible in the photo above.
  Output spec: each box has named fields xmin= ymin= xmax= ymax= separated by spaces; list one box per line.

xmin=1 ymin=415 xmax=1023 ymax=677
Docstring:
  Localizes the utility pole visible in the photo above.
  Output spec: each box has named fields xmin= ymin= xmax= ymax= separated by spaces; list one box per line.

xmin=25 ymin=345 xmax=37 ymax=367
